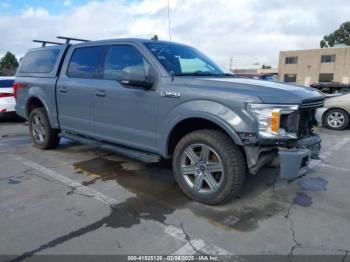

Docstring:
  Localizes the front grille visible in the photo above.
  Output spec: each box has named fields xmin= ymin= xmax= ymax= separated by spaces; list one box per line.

xmin=300 ymin=98 xmax=325 ymax=109
xmin=297 ymin=98 xmax=325 ymax=137
xmin=297 ymin=109 xmax=317 ymax=137
xmin=281 ymin=98 xmax=323 ymax=137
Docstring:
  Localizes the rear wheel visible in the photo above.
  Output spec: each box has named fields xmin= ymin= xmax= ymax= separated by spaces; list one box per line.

xmin=172 ymin=129 xmax=246 ymax=205
xmin=323 ymin=109 xmax=349 ymax=130
xmin=29 ymin=108 xmax=60 ymax=149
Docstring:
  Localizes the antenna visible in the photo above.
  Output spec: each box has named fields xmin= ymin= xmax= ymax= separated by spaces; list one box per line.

xmin=33 ymin=40 xmax=64 ymax=47
xmin=167 ymin=0 xmax=172 ymax=41
xmin=56 ymin=36 xmax=90 ymax=44
xmin=151 ymin=35 xmax=159 ymax=41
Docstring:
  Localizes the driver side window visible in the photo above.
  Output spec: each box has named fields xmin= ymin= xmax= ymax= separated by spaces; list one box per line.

xmin=104 ymin=45 xmax=150 ymax=82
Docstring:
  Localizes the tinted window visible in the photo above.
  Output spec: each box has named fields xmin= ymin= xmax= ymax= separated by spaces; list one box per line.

xmin=104 ymin=45 xmax=150 ymax=82
xmin=321 ymin=54 xmax=336 ymax=63
xmin=319 ymin=73 xmax=334 ymax=82
xmin=67 ymin=46 xmax=105 ymax=79
xmin=284 ymin=74 xmax=297 ymax=82
xmin=20 ymin=49 xmax=60 ymax=73
xmin=0 ymin=80 xmax=14 ymax=88
xmin=285 ymin=56 xmax=298 ymax=64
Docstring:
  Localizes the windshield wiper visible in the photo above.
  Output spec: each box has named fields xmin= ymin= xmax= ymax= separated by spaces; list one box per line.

xmin=175 ymin=71 xmax=220 ymax=76
xmin=174 ymin=71 xmax=238 ymax=77
xmin=221 ymin=73 xmax=238 ymax=77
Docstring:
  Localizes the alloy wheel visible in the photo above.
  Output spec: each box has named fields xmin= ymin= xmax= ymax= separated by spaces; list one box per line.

xmin=31 ymin=114 xmax=46 ymax=144
xmin=180 ymin=143 xmax=224 ymax=194
xmin=327 ymin=111 xmax=345 ymax=128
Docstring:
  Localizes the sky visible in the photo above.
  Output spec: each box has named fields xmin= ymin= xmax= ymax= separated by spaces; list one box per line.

xmin=0 ymin=0 xmax=349 ymax=69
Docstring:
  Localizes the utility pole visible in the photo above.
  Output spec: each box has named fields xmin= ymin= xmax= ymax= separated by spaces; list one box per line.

xmin=229 ymin=57 xmax=233 ymax=72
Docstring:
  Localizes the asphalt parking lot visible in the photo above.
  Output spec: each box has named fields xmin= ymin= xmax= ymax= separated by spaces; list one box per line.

xmin=1 ymin=119 xmax=350 ymax=261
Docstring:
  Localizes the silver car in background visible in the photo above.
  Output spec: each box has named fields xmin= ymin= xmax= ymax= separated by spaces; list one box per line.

xmin=316 ymin=93 xmax=350 ymax=130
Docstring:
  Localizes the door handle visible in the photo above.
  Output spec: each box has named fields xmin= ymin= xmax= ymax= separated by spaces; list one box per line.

xmin=95 ymin=90 xmax=106 ymax=97
xmin=58 ymin=87 xmax=68 ymax=93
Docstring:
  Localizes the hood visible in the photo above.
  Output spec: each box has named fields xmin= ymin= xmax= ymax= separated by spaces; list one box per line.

xmin=184 ymin=77 xmax=324 ymax=104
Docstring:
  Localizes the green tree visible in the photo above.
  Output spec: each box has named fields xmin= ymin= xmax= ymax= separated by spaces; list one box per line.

xmin=0 ymin=51 xmax=19 ymax=76
xmin=320 ymin=21 xmax=350 ymax=48
xmin=261 ymin=64 xmax=272 ymax=69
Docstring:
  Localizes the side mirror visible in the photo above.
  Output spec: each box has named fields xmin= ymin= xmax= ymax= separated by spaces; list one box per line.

xmin=121 ymin=66 xmax=155 ymax=89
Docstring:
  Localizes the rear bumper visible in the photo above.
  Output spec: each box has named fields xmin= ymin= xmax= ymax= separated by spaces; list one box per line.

xmin=0 ymin=100 xmax=15 ymax=113
xmin=0 ymin=111 xmax=18 ymax=118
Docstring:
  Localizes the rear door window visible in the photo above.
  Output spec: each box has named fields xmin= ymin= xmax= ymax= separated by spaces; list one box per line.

xmin=0 ymin=80 xmax=14 ymax=88
xmin=19 ymin=49 xmax=60 ymax=73
xmin=67 ymin=46 xmax=105 ymax=79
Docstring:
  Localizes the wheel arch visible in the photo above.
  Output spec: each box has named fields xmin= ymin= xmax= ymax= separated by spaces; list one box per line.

xmin=324 ymin=106 xmax=350 ymax=115
xmin=26 ymin=96 xmax=57 ymax=128
xmin=323 ymin=107 xmax=350 ymax=121
xmin=165 ymin=115 xmax=243 ymax=158
xmin=26 ymin=96 xmax=45 ymax=116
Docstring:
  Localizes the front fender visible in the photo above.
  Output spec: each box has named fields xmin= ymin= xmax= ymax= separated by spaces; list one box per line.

xmin=159 ymin=100 xmax=255 ymax=157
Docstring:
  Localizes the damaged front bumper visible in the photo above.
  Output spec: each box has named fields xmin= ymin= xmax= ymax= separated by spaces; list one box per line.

xmin=279 ymin=148 xmax=310 ymax=180
xmin=244 ymin=134 xmax=321 ymax=180
xmin=279 ymin=133 xmax=321 ymax=180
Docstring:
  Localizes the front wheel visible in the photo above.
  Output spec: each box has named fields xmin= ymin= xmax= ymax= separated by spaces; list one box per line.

xmin=172 ymin=129 xmax=246 ymax=205
xmin=323 ymin=109 xmax=349 ymax=130
xmin=29 ymin=108 xmax=60 ymax=149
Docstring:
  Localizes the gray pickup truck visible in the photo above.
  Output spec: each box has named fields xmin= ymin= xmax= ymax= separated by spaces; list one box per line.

xmin=15 ymin=37 xmax=324 ymax=205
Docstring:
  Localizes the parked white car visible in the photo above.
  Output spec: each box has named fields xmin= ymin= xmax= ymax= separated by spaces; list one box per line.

xmin=0 ymin=77 xmax=15 ymax=116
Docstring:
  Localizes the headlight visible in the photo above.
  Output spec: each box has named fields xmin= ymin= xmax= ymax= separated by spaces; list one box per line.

xmin=248 ymin=103 xmax=299 ymax=139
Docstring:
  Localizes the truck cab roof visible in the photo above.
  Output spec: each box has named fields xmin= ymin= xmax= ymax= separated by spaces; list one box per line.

xmin=28 ymin=38 xmax=185 ymax=51
xmin=17 ymin=38 xmax=190 ymax=79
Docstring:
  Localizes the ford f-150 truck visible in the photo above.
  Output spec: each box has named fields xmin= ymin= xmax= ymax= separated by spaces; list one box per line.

xmin=15 ymin=37 xmax=324 ymax=205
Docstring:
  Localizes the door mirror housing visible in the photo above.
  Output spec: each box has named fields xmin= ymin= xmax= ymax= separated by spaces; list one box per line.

xmin=121 ymin=66 xmax=155 ymax=89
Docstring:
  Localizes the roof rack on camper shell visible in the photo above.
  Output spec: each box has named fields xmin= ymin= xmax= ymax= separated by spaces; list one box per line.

xmin=32 ymin=40 xmax=64 ymax=47
xmin=33 ymin=36 xmax=90 ymax=47
xmin=56 ymin=36 xmax=90 ymax=44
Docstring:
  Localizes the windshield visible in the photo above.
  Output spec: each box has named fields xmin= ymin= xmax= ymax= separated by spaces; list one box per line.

xmin=144 ymin=42 xmax=227 ymax=76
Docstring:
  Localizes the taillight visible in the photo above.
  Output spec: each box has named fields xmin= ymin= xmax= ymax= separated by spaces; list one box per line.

xmin=0 ymin=93 xmax=13 ymax=98
xmin=13 ymin=82 xmax=27 ymax=99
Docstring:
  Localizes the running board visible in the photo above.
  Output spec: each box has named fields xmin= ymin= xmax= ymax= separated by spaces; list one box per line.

xmin=59 ymin=132 xmax=161 ymax=163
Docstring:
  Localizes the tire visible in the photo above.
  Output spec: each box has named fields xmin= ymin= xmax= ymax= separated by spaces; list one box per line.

xmin=323 ymin=108 xmax=349 ymax=130
xmin=29 ymin=108 xmax=60 ymax=149
xmin=172 ymin=129 xmax=246 ymax=205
